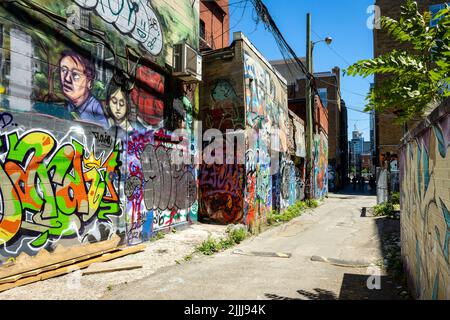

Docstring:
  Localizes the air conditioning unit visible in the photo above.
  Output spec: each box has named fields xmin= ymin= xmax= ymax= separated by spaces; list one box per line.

xmin=173 ymin=42 xmax=202 ymax=82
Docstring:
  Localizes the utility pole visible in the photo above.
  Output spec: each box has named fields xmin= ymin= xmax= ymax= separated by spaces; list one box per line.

xmin=305 ymin=13 xmax=314 ymax=200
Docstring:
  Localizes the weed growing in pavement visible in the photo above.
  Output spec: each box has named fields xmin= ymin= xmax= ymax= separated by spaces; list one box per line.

xmin=196 ymin=227 xmax=250 ymax=256
xmin=374 ymin=202 xmax=398 ymax=219
xmin=227 ymin=227 xmax=247 ymax=244
xmin=305 ymin=199 xmax=319 ymax=208
xmin=157 ymin=231 xmax=165 ymax=239
xmin=149 ymin=231 xmax=166 ymax=242
xmin=390 ymin=192 xmax=400 ymax=205
xmin=195 ymin=200 xmax=322 ymax=257
xmin=267 ymin=199 xmax=319 ymax=225
xmin=196 ymin=237 xmax=222 ymax=256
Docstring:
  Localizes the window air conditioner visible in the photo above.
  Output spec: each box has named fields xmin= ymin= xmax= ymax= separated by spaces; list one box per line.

xmin=173 ymin=42 xmax=202 ymax=82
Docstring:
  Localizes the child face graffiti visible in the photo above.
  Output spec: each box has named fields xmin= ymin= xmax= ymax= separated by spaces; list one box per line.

xmin=60 ymin=55 xmax=91 ymax=106
xmin=109 ymin=88 xmax=127 ymax=122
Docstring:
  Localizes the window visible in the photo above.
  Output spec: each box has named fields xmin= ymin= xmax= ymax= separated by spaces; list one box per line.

xmin=200 ymin=19 xmax=206 ymax=40
xmin=430 ymin=3 xmax=448 ymax=27
xmin=318 ymin=88 xmax=328 ymax=108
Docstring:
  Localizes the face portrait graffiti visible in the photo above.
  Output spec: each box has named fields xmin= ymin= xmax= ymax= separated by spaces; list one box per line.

xmin=60 ymin=53 xmax=93 ymax=106
xmin=106 ymin=80 xmax=133 ymax=133
xmin=58 ymin=51 xmax=109 ymax=128
xmin=109 ymin=88 xmax=127 ymax=122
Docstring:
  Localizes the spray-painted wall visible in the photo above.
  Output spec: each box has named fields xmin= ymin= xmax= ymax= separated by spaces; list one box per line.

xmin=400 ymin=100 xmax=450 ymax=300
xmin=242 ymin=36 xmax=289 ymax=230
xmin=314 ymin=132 xmax=328 ymax=199
xmin=199 ymin=33 xmax=289 ymax=231
xmin=0 ymin=0 xmax=200 ymax=263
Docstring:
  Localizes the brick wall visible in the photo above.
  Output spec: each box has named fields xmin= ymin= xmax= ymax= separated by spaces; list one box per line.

xmin=374 ymin=0 xmax=444 ymax=165
xmin=400 ymin=98 xmax=450 ymax=300
xmin=0 ymin=0 xmax=200 ymax=262
xmin=200 ymin=0 xmax=230 ymax=50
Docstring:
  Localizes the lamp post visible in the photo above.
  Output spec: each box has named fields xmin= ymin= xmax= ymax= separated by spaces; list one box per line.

xmin=305 ymin=13 xmax=332 ymax=199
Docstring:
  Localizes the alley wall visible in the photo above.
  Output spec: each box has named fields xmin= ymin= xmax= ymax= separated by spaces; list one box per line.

xmin=0 ymin=0 xmax=200 ymax=263
xmin=400 ymin=98 xmax=450 ymax=300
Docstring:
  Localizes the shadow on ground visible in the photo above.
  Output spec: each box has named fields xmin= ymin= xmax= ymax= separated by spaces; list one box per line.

xmin=265 ymin=289 xmax=338 ymax=300
xmin=264 ymin=190 xmax=410 ymax=301
xmin=264 ymin=274 xmax=402 ymax=300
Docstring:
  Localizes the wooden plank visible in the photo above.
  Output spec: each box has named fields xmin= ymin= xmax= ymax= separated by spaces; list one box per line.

xmin=0 ymin=246 xmax=125 ymax=285
xmin=0 ymin=235 xmax=122 ymax=280
xmin=0 ymin=244 xmax=146 ymax=293
xmin=82 ymin=262 xmax=143 ymax=276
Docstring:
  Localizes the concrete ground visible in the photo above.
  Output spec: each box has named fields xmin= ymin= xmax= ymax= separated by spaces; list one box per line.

xmin=0 ymin=187 xmax=405 ymax=300
xmin=101 ymin=189 xmax=404 ymax=300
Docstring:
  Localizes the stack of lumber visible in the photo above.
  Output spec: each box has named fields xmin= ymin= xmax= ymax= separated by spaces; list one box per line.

xmin=0 ymin=235 xmax=146 ymax=292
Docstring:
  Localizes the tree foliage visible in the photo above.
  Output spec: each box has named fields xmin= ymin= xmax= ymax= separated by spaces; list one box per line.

xmin=345 ymin=0 xmax=450 ymax=123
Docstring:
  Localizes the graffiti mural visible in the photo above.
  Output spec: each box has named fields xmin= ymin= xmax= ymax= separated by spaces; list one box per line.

xmin=328 ymin=164 xmax=336 ymax=192
xmin=205 ymin=79 xmax=244 ymax=131
xmin=0 ymin=120 xmax=122 ymax=262
xmin=0 ymin=0 xmax=200 ymax=261
xmin=243 ymin=50 xmax=288 ymax=229
xmin=124 ymin=130 xmax=197 ymax=244
xmin=200 ymin=164 xmax=245 ymax=224
xmin=314 ymin=132 xmax=328 ymax=199
xmin=131 ymin=65 xmax=165 ymax=129
xmin=400 ymin=109 xmax=450 ymax=300
xmin=74 ymin=0 xmax=164 ymax=56
xmin=293 ymin=119 xmax=306 ymax=158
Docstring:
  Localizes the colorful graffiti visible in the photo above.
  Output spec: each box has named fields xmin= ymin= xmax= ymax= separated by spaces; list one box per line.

xmin=328 ymin=164 xmax=336 ymax=192
xmin=74 ymin=0 xmax=163 ymax=56
xmin=400 ymin=109 xmax=450 ymax=300
xmin=272 ymin=156 xmax=304 ymax=210
xmin=131 ymin=65 xmax=165 ymax=128
xmin=243 ymin=51 xmax=288 ymax=152
xmin=200 ymin=164 xmax=245 ymax=224
xmin=0 ymin=0 xmax=200 ymax=260
xmin=242 ymin=50 xmax=289 ymax=228
xmin=0 ymin=128 xmax=121 ymax=260
xmin=314 ymin=132 xmax=328 ymax=199
xmin=293 ymin=119 xmax=306 ymax=158
xmin=206 ymin=79 xmax=244 ymax=131
xmin=125 ymin=130 xmax=197 ymax=244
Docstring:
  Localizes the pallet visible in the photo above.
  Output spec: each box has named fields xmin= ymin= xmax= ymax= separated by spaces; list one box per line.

xmin=0 ymin=235 xmax=122 ymax=281
xmin=0 ymin=244 xmax=146 ymax=293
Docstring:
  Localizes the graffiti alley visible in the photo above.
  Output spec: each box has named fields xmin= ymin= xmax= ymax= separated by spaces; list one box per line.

xmin=0 ymin=0 xmax=449 ymax=303
xmin=0 ymin=188 xmax=403 ymax=300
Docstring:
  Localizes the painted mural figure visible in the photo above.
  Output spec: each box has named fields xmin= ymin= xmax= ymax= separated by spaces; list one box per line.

xmin=105 ymin=80 xmax=136 ymax=137
xmin=59 ymin=51 xmax=109 ymax=128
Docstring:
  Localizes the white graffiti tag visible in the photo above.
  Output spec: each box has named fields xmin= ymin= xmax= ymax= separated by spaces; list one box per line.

xmin=74 ymin=0 xmax=163 ymax=56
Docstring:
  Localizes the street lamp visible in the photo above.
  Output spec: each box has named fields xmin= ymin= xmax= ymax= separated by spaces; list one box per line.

xmin=311 ymin=36 xmax=333 ymax=73
xmin=313 ymin=37 xmax=333 ymax=48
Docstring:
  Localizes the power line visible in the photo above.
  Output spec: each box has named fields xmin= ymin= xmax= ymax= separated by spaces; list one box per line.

xmin=311 ymin=29 xmax=373 ymax=86
xmin=208 ymin=0 xmax=250 ymax=44
xmin=249 ymin=0 xmax=312 ymax=80
xmin=200 ymin=0 xmax=248 ymax=13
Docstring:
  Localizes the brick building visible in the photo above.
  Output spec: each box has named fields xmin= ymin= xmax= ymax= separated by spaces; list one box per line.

xmin=0 ymin=0 xmax=202 ymax=261
xmin=271 ymin=60 xmax=347 ymax=191
xmin=200 ymin=0 xmax=230 ymax=51
xmin=373 ymin=0 xmax=445 ymax=167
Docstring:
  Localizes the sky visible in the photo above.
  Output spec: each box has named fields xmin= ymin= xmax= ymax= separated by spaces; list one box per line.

xmin=228 ymin=0 xmax=375 ymax=142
